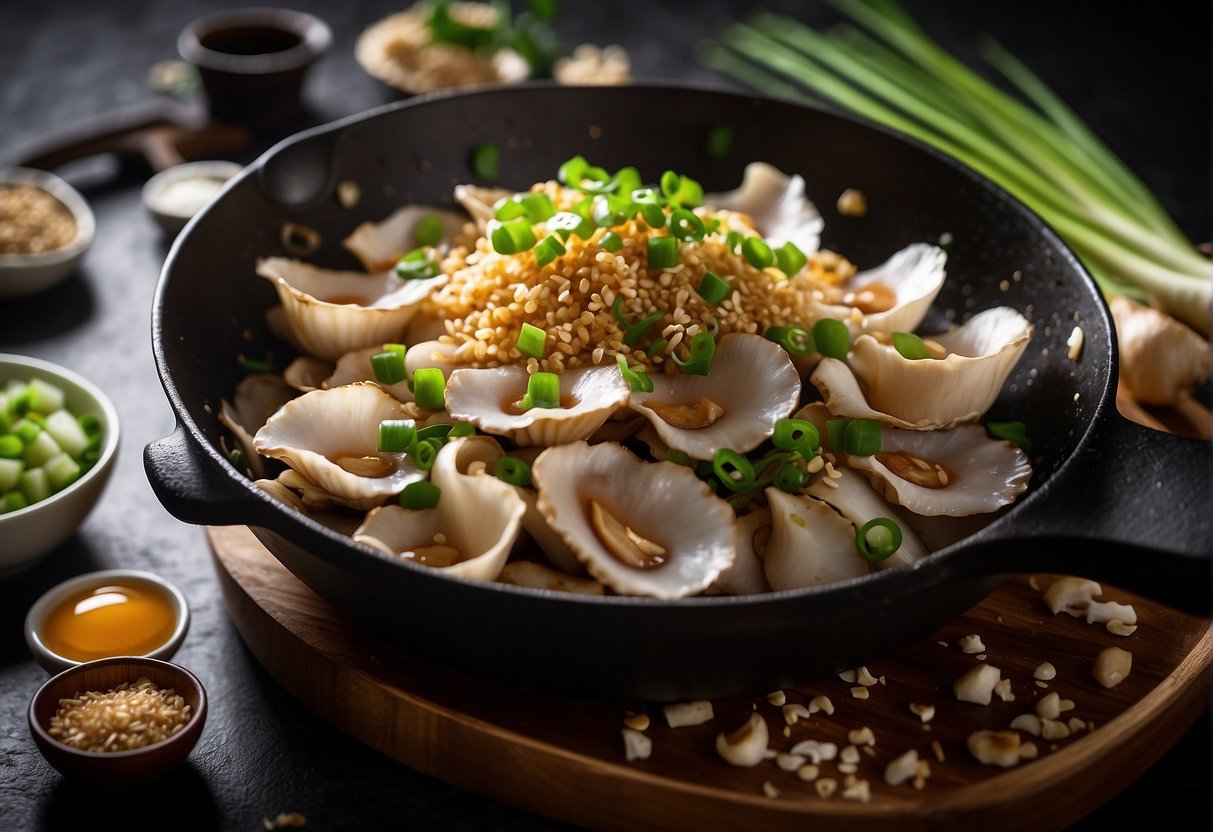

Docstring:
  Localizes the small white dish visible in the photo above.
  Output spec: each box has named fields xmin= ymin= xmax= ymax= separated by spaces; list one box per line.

xmin=0 ymin=167 xmax=95 ymax=299
xmin=24 ymin=568 xmax=190 ymax=675
xmin=0 ymin=354 xmax=120 ymax=573
xmin=142 ymin=160 xmax=243 ymax=234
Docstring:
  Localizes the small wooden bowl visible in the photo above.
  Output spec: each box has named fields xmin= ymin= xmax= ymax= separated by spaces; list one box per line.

xmin=28 ymin=657 xmax=207 ymax=788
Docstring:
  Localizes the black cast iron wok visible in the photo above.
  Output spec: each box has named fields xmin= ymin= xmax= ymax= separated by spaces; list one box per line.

xmin=146 ymin=84 xmax=1210 ymax=700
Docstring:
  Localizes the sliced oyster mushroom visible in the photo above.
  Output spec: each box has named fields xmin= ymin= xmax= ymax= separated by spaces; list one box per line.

xmin=705 ymin=162 xmax=823 ymax=256
xmin=807 ymin=244 xmax=946 ymax=334
xmin=219 ymin=373 xmax=296 ymax=479
xmin=763 ymin=490 xmax=871 ymax=590
xmin=497 ymin=561 xmax=605 ymax=595
xmin=405 ymin=338 xmax=462 ymax=378
xmin=254 ymin=474 xmax=365 ymax=537
xmin=713 ymin=508 xmax=772 ymax=596
xmin=446 ymin=364 xmax=629 ymax=446
xmin=532 ymin=442 xmax=736 ymax=599
xmin=848 ymin=424 xmax=1031 ymax=516
xmin=353 ymin=437 xmax=525 ymax=581
xmin=806 ymin=468 xmax=927 ymax=569
xmin=343 ymin=205 xmax=466 ymax=272
xmin=629 ymin=333 xmax=801 ymax=459
xmin=257 ymin=257 xmax=447 ymax=361
xmin=283 ymin=356 xmax=333 ymax=392
xmin=254 ymin=382 xmax=423 ymax=509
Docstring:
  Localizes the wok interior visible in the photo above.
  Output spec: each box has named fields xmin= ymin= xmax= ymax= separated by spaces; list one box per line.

xmin=154 ymin=86 xmax=1115 ymax=695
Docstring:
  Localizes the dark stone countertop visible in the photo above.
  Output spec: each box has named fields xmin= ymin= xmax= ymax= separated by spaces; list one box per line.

xmin=0 ymin=1 xmax=1207 ymax=829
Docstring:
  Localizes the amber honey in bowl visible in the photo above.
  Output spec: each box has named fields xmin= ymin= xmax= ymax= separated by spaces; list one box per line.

xmin=41 ymin=578 xmax=177 ymax=662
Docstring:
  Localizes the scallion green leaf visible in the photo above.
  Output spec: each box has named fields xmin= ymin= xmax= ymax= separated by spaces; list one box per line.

xmin=813 ymin=318 xmax=851 ymax=360
xmin=773 ymin=418 xmax=819 ymax=457
xmin=763 ymin=325 xmax=815 ymax=356
xmin=615 ymin=355 xmax=654 ymax=393
xmin=856 ymin=517 xmax=903 ymax=561
xmin=494 ymin=456 xmax=533 ymax=487
xmin=611 ymin=296 xmax=664 ymax=345
xmin=547 ymin=211 xmax=594 ymax=242
xmin=669 ymin=209 xmax=706 ymax=242
xmin=400 ymin=480 xmax=441 ymax=510
xmin=670 ymin=332 xmax=716 ymax=375
xmin=532 ymin=235 xmax=566 ymax=268
xmin=414 ymin=212 xmax=445 ymax=247
xmin=599 ymin=231 xmax=623 ymax=251
xmin=988 ymin=420 xmax=1032 ymax=451
xmin=712 ymin=448 xmax=756 ymax=492
xmin=395 ymin=248 xmax=441 ymax=280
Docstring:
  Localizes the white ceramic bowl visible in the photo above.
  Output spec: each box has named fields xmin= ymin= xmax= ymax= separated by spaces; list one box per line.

xmin=0 ymin=354 xmax=120 ymax=573
xmin=24 ymin=569 xmax=190 ymax=674
xmin=141 ymin=160 xmax=243 ymax=234
xmin=0 ymin=167 xmax=95 ymax=299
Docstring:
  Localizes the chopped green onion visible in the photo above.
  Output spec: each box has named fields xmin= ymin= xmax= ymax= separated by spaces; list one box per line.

xmin=237 ymin=354 xmax=274 ymax=374
xmin=471 ymin=142 xmax=499 ymax=179
xmin=639 ymin=201 xmax=667 ymax=228
xmin=843 ymin=419 xmax=882 ymax=456
xmin=378 ymin=419 xmax=417 ymax=453
xmin=532 ymin=235 xmax=566 ymax=268
xmin=27 ymin=379 xmax=65 ymax=413
xmin=426 ymin=1 xmax=495 ymax=49
xmin=599 ymin=231 xmax=623 ymax=252
xmin=547 ymin=211 xmax=594 ymax=242
xmin=706 ymin=125 xmax=733 ymax=159
xmin=370 ymin=351 xmax=408 ymax=385
xmin=449 ymin=422 xmax=476 ymax=438
xmin=773 ymin=418 xmax=820 ymax=457
xmin=612 ymin=296 xmax=664 ymax=346
xmin=775 ymin=461 xmax=809 ymax=492
xmin=0 ymin=435 xmax=22 ymax=458
xmin=741 ymin=236 xmax=774 ymax=269
xmin=615 ymin=355 xmax=654 ymax=393
xmin=417 ymin=424 xmax=455 ymax=446
xmin=892 ymin=332 xmax=934 ymax=360
xmin=494 ymin=456 xmax=533 ymax=488
xmin=23 ymin=430 xmax=59 ymax=467
xmin=19 ymin=467 xmax=49 ymax=504
xmin=988 ymin=420 xmax=1032 ymax=451
xmin=412 ymin=438 xmax=443 ymax=470
xmin=395 ymin=248 xmax=441 ymax=281
xmin=2 ymin=490 xmax=27 ymax=513
xmin=704 ymin=218 xmax=721 ymax=235
xmin=696 ymin=271 xmax=730 ymax=306
xmin=516 ymin=322 xmax=547 ymax=358
xmin=856 ymin=517 xmax=903 ymax=562
xmin=44 ymin=452 xmax=80 ymax=491
xmin=383 ymin=343 xmax=406 ymax=360
xmin=519 ymin=371 xmax=561 ymax=410
xmin=665 ymin=449 xmax=691 ymax=466
xmin=13 ymin=418 xmax=40 ymax=444
xmin=399 ymin=480 xmax=441 ymax=510
xmin=712 ymin=448 xmax=756 ymax=492
xmin=592 ymin=194 xmax=634 ymax=228
xmin=414 ymin=212 xmax=445 ymax=247
xmin=671 ymin=332 xmax=716 ymax=375
xmin=825 ymin=418 xmax=849 ymax=451
xmin=647 ymin=236 xmax=680 ymax=270
xmin=413 ymin=368 xmax=446 ymax=410
xmin=613 ymin=166 xmax=643 ymax=196
xmin=488 ymin=216 xmax=537 ymax=255
xmin=660 ymin=170 xmax=680 ymax=199
xmin=557 ymin=155 xmax=612 ymax=193
xmin=669 ymin=209 xmax=706 ymax=242
xmin=724 ymin=230 xmax=744 ymax=253
xmin=763 ymin=325 xmax=815 ymax=356
xmin=813 ymin=318 xmax=851 ymax=360
xmin=647 ymin=338 xmax=668 ymax=358
xmin=775 ymin=241 xmax=807 ymax=276
xmin=660 ymin=170 xmax=705 ymax=207
xmin=496 ymin=192 xmax=556 ymax=224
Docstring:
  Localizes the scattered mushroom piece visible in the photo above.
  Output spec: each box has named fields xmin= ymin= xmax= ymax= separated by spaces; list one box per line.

xmin=1107 ymin=620 xmax=1138 ymax=636
xmin=664 ymin=701 xmax=714 ymax=728
xmin=1043 ymin=577 xmax=1101 ymax=616
xmin=1111 ymin=295 xmax=1211 ymax=406
xmin=1085 ymin=600 xmax=1137 ymax=626
xmin=815 ymin=778 xmax=838 ymax=799
xmin=840 ymin=745 xmax=861 ymax=765
xmin=1019 ymin=742 xmax=1039 ymax=760
xmin=1028 ymin=575 xmax=1042 ymax=592
xmin=1040 ymin=719 xmax=1071 ymax=741
xmin=1068 ymin=717 xmax=1087 ymax=734
xmin=767 ymin=690 xmax=787 ymax=707
xmin=909 ymin=703 xmax=936 ymax=723
xmin=848 ymin=727 xmax=876 ymax=747
xmin=884 ymin=749 xmax=919 ymax=786
xmin=841 ymin=779 xmax=872 ymax=803
xmin=790 ymin=739 xmax=838 ymax=764
xmin=838 ymin=669 xmax=858 ymax=683
xmin=1066 ymin=326 xmax=1085 ymax=362
xmin=994 ymin=678 xmax=1015 ymax=703
xmin=1036 ymin=692 xmax=1063 ymax=720
xmin=838 ymin=762 xmax=858 ymax=775
xmin=931 ymin=740 xmax=945 ymax=763
xmin=856 ymin=666 xmax=879 ymax=687
xmin=836 ymin=188 xmax=868 ymax=217
xmin=913 ymin=759 xmax=932 ymax=790
xmin=623 ymin=714 xmax=650 ymax=732
xmin=958 ymin=634 xmax=986 ymax=654
xmin=851 ymin=686 xmax=870 ymax=700
xmin=797 ymin=763 xmax=820 ymax=782
xmin=1033 ymin=662 xmax=1057 ymax=681
xmin=622 ymin=728 xmax=652 ymax=761
xmin=762 ymin=780 xmax=781 ymax=799
xmin=1010 ymin=714 xmax=1042 ymax=737
xmin=776 ymin=753 xmax=806 ymax=772
xmin=809 ymin=695 xmax=835 ymax=716
xmin=715 ymin=713 xmax=769 ymax=767
xmin=783 ymin=704 xmax=812 ymax=725
xmin=954 ymin=664 xmax=1003 ymax=705
xmin=967 ymin=730 xmax=1022 ymax=768
xmin=1093 ymin=647 xmax=1133 ymax=689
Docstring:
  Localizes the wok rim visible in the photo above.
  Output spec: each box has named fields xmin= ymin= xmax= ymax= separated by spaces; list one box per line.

xmin=151 ymin=80 xmax=1116 ymax=611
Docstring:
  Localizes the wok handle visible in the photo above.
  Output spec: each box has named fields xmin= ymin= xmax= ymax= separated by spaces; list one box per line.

xmin=144 ymin=423 xmax=277 ymax=528
xmin=969 ymin=411 xmax=1210 ymax=611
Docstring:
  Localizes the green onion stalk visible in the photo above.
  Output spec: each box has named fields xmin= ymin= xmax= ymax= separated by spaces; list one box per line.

xmin=702 ymin=0 xmax=1211 ymax=334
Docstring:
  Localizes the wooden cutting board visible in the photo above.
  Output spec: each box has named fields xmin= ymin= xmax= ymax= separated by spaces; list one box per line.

xmin=208 ymin=525 xmax=1210 ymax=832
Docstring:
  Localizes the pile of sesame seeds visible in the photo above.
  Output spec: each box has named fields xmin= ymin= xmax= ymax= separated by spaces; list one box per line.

xmin=49 ymin=676 xmax=191 ymax=752
xmin=427 ymin=186 xmax=857 ymax=375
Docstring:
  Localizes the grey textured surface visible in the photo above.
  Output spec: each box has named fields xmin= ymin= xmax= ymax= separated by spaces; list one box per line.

xmin=0 ymin=1 xmax=1207 ymax=830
